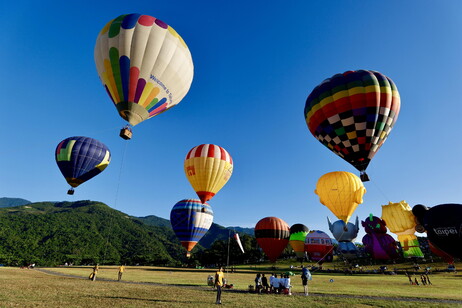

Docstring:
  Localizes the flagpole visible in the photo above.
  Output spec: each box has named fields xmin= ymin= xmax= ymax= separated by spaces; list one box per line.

xmin=226 ymin=229 xmax=231 ymax=276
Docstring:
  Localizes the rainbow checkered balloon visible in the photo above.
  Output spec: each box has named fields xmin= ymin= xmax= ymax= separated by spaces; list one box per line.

xmin=94 ymin=14 xmax=194 ymax=126
xmin=304 ymin=70 xmax=400 ymax=177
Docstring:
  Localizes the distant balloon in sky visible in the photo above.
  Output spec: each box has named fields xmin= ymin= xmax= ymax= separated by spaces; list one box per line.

xmin=315 ymin=171 xmax=366 ymax=225
xmin=170 ymin=199 xmax=213 ymax=257
xmin=304 ymin=230 xmax=333 ymax=263
xmin=289 ymin=224 xmax=310 ymax=259
xmin=304 ymin=70 xmax=401 ymax=181
xmin=381 ymin=201 xmax=423 ymax=258
xmin=94 ymin=13 xmax=194 ymax=138
xmin=55 ymin=136 xmax=111 ymax=195
xmin=412 ymin=203 xmax=462 ymax=259
xmin=184 ymin=144 xmax=233 ymax=203
xmin=255 ymin=217 xmax=290 ymax=262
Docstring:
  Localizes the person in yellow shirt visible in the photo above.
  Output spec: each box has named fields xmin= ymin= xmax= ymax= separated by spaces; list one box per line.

xmin=214 ymin=266 xmax=224 ymax=304
xmin=118 ymin=265 xmax=125 ymax=281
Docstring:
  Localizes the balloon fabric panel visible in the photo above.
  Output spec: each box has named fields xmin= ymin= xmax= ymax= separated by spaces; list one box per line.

xmin=304 ymin=70 xmax=400 ymax=172
xmin=95 ymin=14 xmax=194 ymax=126
xmin=55 ymin=137 xmax=111 ymax=188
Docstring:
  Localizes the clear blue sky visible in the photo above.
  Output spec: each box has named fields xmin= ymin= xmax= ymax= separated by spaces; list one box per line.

xmin=1 ymin=1 xmax=461 ymax=240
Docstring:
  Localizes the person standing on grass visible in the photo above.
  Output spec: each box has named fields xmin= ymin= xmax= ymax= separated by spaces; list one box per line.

xmin=261 ymin=273 xmax=269 ymax=293
xmin=90 ymin=264 xmax=99 ymax=281
xmin=118 ymin=265 xmax=125 ymax=281
xmin=214 ymin=266 xmax=224 ymax=304
xmin=301 ymin=266 xmax=312 ymax=296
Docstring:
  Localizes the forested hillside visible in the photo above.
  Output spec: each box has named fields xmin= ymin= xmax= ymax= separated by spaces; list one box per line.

xmin=0 ymin=201 xmax=186 ymax=266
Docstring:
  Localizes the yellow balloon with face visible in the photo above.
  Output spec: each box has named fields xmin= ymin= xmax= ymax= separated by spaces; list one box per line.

xmin=315 ymin=171 xmax=366 ymax=224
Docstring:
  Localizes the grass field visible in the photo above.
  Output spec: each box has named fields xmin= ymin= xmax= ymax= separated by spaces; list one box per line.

xmin=1 ymin=265 xmax=461 ymax=307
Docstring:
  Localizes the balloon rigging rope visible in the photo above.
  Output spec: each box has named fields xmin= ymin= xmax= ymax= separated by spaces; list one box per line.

xmin=102 ymin=141 xmax=128 ymax=265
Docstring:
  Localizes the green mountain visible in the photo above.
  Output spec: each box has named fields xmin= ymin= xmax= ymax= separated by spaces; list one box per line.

xmin=0 ymin=197 xmax=31 ymax=208
xmin=0 ymin=200 xmax=187 ymax=266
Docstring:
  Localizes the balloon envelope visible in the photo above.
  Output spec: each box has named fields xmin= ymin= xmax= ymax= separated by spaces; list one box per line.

xmin=255 ymin=217 xmax=289 ymax=262
xmin=304 ymin=70 xmax=400 ymax=177
xmin=315 ymin=171 xmax=366 ymax=224
xmin=184 ymin=144 xmax=233 ymax=203
xmin=289 ymin=224 xmax=309 ymax=258
xmin=55 ymin=136 xmax=111 ymax=189
xmin=304 ymin=230 xmax=333 ymax=263
xmin=170 ymin=199 xmax=213 ymax=255
xmin=95 ymin=14 xmax=194 ymax=126
xmin=413 ymin=203 xmax=462 ymax=259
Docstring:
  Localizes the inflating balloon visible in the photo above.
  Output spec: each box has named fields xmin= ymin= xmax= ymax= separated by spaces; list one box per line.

xmin=255 ymin=217 xmax=289 ymax=262
xmin=289 ymin=224 xmax=310 ymax=259
xmin=94 ymin=13 xmax=194 ymax=139
xmin=55 ymin=136 xmax=111 ymax=194
xmin=362 ymin=214 xmax=399 ymax=260
xmin=327 ymin=217 xmax=359 ymax=259
xmin=304 ymin=230 xmax=333 ymax=263
xmin=413 ymin=203 xmax=462 ymax=259
xmin=184 ymin=144 xmax=233 ymax=203
xmin=170 ymin=199 xmax=213 ymax=257
xmin=381 ymin=201 xmax=424 ymax=258
xmin=315 ymin=171 xmax=366 ymax=224
xmin=304 ymin=70 xmax=400 ymax=181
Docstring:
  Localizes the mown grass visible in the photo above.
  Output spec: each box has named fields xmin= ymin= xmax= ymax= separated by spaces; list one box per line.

xmin=3 ymin=265 xmax=458 ymax=307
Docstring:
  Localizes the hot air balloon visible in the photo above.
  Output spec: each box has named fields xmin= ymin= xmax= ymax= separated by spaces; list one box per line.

xmin=362 ymin=214 xmax=400 ymax=260
xmin=315 ymin=171 xmax=366 ymax=225
xmin=289 ymin=224 xmax=310 ymax=259
xmin=94 ymin=14 xmax=194 ymax=139
xmin=184 ymin=144 xmax=233 ymax=203
xmin=170 ymin=199 xmax=213 ymax=257
xmin=304 ymin=70 xmax=401 ymax=181
xmin=327 ymin=217 xmax=359 ymax=259
xmin=381 ymin=201 xmax=424 ymax=258
xmin=55 ymin=137 xmax=111 ymax=195
xmin=304 ymin=230 xmax=333 ymax=263
xmin=255 ymin=217 xmax=289 ymax=262
xmin=412 ymin=203 xmax=462 ymax=259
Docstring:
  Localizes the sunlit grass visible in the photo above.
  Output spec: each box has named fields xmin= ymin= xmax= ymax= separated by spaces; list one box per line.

xmin=42 ymin=265 xmax=462 ymax=302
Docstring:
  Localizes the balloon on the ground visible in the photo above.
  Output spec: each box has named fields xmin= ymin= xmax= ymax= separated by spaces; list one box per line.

xmin=362 ymin=214 xmax=400 ymax=260
xmin=184 ymin=144 xmax=233 ymax=203
xmin=170 ymin=199 xmax=213 ymax=257
xmin=328 ymin=217 xmax=359 ymax=259
xmin=412 ymin=203 xmax=462 ymax=259
xmin=289 ymin=224 xmax=310 ymax=259
xmin=304 ymin=70 xmax=400 ymax=181
xmin=381 ymin=201 xmax=424 ymax=258
xmin=428 ymin=240 xmax=454 ymax=264
xmin=304 ymin=230 xmax=334 ymax=263
xmin=255 ymin=217 xmax=290 ymax=262
xmin=315 ymin=171 xmax=366 ymax=224
xmin=55 ymin=136 xmax=111 ymax=194
xmin=95 ymin=14 xmax=194 ymax=127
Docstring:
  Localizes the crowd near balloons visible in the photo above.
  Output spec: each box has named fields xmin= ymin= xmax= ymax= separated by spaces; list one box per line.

xmin=53 ymin=13 xmax=461 ymax=265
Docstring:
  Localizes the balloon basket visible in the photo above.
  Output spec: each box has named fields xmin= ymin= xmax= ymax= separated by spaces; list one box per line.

xmin=120 ymin=127 xmax=133 ymax=140
xmin=360 ymin=172 xmax=370 ymax=182
xmin=67 ymin=188 xmax=75 ymax=195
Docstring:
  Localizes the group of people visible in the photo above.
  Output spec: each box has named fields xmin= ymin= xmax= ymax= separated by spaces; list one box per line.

xmin=405 ymin=272 xmax=432 ymax=286
xmin=88 ymin=264 xmax=125 ymax=282
xmin=253 ymin=273 xmax=292 ymax=295
xmin=253 ymin=266 xmax=312 ymax=296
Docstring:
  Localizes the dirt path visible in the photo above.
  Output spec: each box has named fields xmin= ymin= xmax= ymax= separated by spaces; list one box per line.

xmin=35 ymin=268 xmax=462 ymax=305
